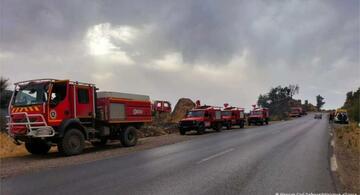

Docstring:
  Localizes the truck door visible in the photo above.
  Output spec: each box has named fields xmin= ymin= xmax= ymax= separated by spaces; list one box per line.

xmin=48 ymin=81 xmax=70 ymax=125
xmin=75 ymin=86 xmax=94 ymax=119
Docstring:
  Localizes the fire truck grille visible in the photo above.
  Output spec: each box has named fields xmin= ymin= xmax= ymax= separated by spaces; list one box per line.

xmin=181 ymin=121 xmax=195 ymax=126
xmin=12 ymin=118 xmax=38 ymax=123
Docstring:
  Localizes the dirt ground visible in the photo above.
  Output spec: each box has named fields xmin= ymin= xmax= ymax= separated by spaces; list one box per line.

xmin=333 ymin=122 xmax=360 ymax=194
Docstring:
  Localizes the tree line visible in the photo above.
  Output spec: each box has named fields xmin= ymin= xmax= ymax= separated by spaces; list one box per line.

xmin=257 ymin=84 xmax=322 ymax=120
xmin=342 ymin=87 xmax=360 ymax=123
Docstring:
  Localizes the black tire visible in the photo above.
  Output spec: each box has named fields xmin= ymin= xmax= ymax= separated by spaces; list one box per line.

xmin=239 ymin=121 xmax=245 ymax=128
xmin=179 ymin=128 xmax=186 ymax=135
xmin=120 ymin=126 xmax=138 ymax=147
xmin=248 ymin=121 xmax=251 ymax=126
xmin=226 ymin=122 xmax=231 ymax=130
xmin=58 ymin=128 xmax=85 ymax=156
xmin=260 ymin=120 xmax=264 ymax=125
xmin=213 ymin=123 xmax=222 ymax=132
xmin=197 ymin=124 xmax=205 ymax=135
xmin=265 ymin=119 xmax=269 ymax=125
xmin=91 ymin=137 xmax=108 ymax=147
xmin=25 ymin=141 xmax=51 ymax=155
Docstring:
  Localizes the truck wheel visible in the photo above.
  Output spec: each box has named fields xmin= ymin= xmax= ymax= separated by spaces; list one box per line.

xmin=240 ymin=121 xmax=245 ymax=128
xmin=120 ymin=126 xmax=138 ymax=147
xmin=25 ymin=141 xmax=51 ymax=155
xmin=197 ymin=124 xmax=205 ymax=135
xmin=260 ymin=120 xmax=264 ymax=125
xmin=248 ymin=121 xmax=251 ymax=126
xmin=265 ymin=119 xmax=269 ymax=125
xmin=91 ymin=138 xmax=108 ymax=147
xmin=179 ymin=128 xmax=186 ymax=135
xmin=58 ymin=128 xmax=85 ymax=156
xmin=214 ymin=123 xmax=222 ymax=132
xmin=226 ymin=122 xmax=231 ymax=130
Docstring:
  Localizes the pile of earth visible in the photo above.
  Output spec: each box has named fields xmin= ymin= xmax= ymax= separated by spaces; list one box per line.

xmin=170 ymin=98 xmax=195 ymax=122
xmin=137 ymin=98 xmax=195 ymax=138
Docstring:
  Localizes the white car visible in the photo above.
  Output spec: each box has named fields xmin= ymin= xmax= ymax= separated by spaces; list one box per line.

xmin=314 ymin=113 xmax=322 ymax=119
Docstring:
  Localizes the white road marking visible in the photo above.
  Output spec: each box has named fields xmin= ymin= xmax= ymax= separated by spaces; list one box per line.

xmin=330 ymin=155 xmax=338 ymax=171
xmin=197 ymin=148 xmax=235 ymax=164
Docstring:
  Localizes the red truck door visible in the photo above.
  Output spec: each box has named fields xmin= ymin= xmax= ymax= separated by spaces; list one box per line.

xmin=75 ymin=85 xmax=94 ymax=119
xmin=48 ymin=81 xmax=71 ymax=125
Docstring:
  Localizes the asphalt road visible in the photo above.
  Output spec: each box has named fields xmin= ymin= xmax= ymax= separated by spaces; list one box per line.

xmin=1 ymin=114 xmax=336 ymax=195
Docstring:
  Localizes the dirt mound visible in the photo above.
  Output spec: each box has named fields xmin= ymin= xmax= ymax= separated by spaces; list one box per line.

xmin=171 ymin=98 xmax=195 ymax=122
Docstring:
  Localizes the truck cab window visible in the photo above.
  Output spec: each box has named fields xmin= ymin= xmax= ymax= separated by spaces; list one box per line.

xmin=50 ymin=83 xmax=67 ymax=107
xmin=78 ymin=88 xmax=89 ymax=104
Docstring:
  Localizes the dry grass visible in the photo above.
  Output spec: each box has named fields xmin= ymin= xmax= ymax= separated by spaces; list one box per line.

xmin=0 ymin=133 xmax=28 ymax=158
xmin=334 ymin=122 xmax=360 ymax=194
xmin=335 ymin=122 xmax=360 ymax=152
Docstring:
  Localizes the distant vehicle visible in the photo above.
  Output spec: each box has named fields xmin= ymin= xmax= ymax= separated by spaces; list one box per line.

xmin=221 ymin=104 xmax=245 ymax=129
xmin=152 ymin=100 xmax=172 ymax=113
xmin=7 ymin=79 xmax=152 ymax=156
xmin=179 ymin=100 xmax=223 ymax=135
xmin=334 ymin=109 xmax=349 ymax=124
xmin=289 ymin=107 xmax=302 ymax=117
xmin=248 ymin=107 xmax=269 ymax=126
xmin=314 ymin=113 xmax=322 ymax=119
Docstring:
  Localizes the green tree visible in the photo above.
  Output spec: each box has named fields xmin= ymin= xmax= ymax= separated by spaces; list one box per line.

xmin=342 ymin=88 xmax=360 ymax=122
xmin=257 ymin=84 xmax=300 ymax=119
xmin=0 ymin=77 xmax=12 ymax=108
xmin=316 ymin=95 xmax=325 ymax=111
xmin=0 ymin=77 xmax=9 ymax=92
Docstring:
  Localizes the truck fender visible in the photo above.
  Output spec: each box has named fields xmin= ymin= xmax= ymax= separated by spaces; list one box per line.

xmin=58 ymin=119 xmax=87 ymax=139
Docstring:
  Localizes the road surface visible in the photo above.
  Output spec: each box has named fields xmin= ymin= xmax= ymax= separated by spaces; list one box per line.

xmin=1 ymin=114 xmax=336 ymax=195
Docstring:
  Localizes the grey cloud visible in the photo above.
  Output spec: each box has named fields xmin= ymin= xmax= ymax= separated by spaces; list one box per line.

xmin=0 ymin=0 xmax=359 ymax=109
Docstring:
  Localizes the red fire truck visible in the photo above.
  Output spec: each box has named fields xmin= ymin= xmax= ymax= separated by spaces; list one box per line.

xmin=221 ymin=104 xmax=245 ymax=129
xmin=152 ymin=100 xmax=172 ymax=113
xmin=7 ymin=79 xmax=152 ymax=156
xmin=289 ymin=107 xmax=302 ymax=117
xmin=178 ymin=101 xmax=223 ymax=135
xmin=247 ymin=107 xmax=269 ymax=126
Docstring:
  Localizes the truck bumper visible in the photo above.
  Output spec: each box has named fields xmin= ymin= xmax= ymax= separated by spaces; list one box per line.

xmin=179 ymin=124 xmax=200 ymax=131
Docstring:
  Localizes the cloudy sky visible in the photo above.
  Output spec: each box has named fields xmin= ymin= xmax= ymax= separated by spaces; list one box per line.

xmin=1 ymin=0 xmax=359 ymax=110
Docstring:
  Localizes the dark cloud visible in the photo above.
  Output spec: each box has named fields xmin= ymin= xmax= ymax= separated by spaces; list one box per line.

xmin=0 ymin=0 xmax=359 ymax=109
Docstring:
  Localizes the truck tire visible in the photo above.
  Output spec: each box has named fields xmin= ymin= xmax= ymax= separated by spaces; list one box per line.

xmin=213 ymin=123 xmax=222 ymax=132
xmin=179 ymin=128 xmax=186 ymax=135
xmin=226 ymin=122 xmax=231 ymax=130
xmin=197 ymin=124 xmax=205 ymax=135
xmin=265 ymin=119 xmax=269 ymax=125
xmin=91 ymin=138 xmax=108 ymax=147
xmin=58 ymin=128 xmax=85 ymax=156
xmin=240 ymin=121 xmax=245 ymax=128
xmin=25 ymin=141 xmax=51 ymax=155
xmin=248 ymin=121 xmax=251 ymax=126
xmin=120 ymin=126 xmax=138 ymax=147
xmin=260 ymin=120 xmax=264 ymax=125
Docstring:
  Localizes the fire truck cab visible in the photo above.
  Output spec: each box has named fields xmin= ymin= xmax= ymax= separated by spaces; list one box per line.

xmin=248 ymin=107 xmax=269 ymax=126
xmin=289 ymin=107 xmax=302 ymax=117
xmin=152 ymin=100 xmax=172 ymax=113
xmin=221 ymin=104 xmax=245 ymax=129
xmin=7 ymin=79 xmax=151 ymax=156
xmin=178 ymin=101 xmax=223 ymax=135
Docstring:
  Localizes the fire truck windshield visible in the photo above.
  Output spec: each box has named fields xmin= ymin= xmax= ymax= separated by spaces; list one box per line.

xmin=187 ymin=111 xmax=204 ymax=117
xmin=222 ymin=111 xmax=231 ymax=116
xmin=13 ymin=83 xmax=49 ymax=106
xmin=251 ymin=111 xmax=262 ymax=115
